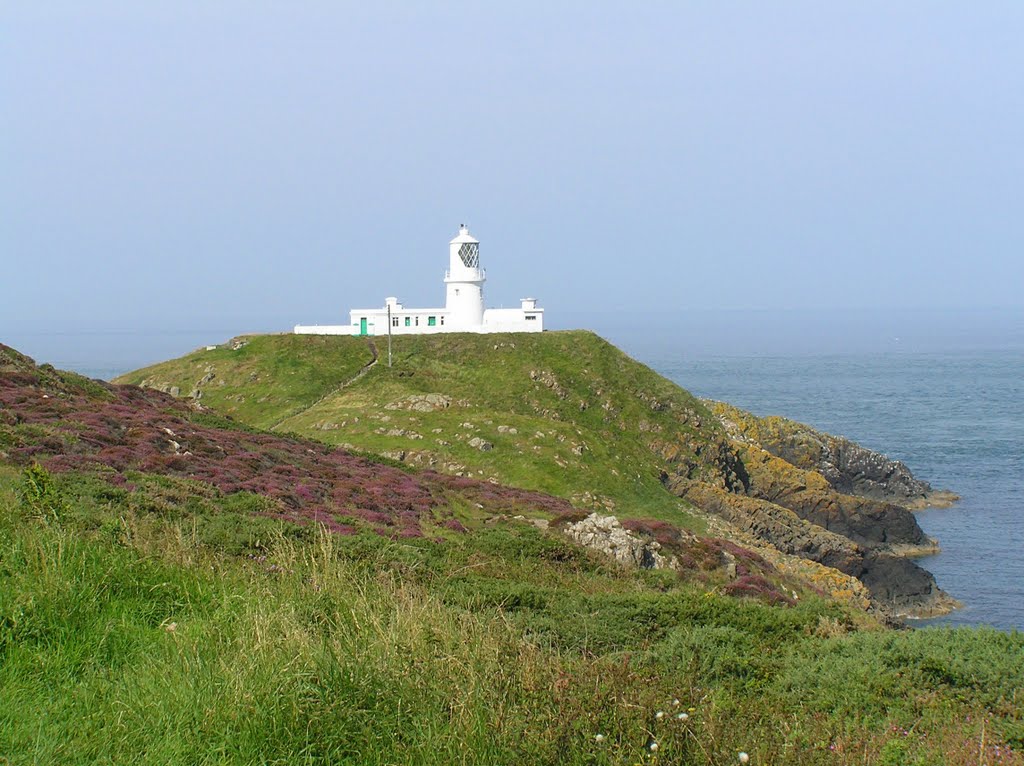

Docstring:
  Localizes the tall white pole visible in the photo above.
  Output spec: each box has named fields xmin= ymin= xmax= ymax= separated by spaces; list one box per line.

xmin=387 ymin=304 xmax=393 ymax=368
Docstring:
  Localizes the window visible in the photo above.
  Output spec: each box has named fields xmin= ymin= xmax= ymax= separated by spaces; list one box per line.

xmin=392 ymin=316 xmax=399 ymax=327
xmin=457 ymin=243 xmax=479 ymax=268
xmin=428 ymin=316 xmax=437 ymax=327
xmin=440 ymin=316 xmax=445 ymax=325
xmin=404 ymin=317 xmax=411 ymax=327
xmin=454 ymin=288 xmax=460 ymax=296
xmin=415 ymin=317 xmax=419 ymax=326
xmin=525 ymin=315 xmax=537 ymax=321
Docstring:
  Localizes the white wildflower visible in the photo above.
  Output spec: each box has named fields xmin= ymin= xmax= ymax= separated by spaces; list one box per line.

xmin=739 ymin=752 xmax=750 ymax=764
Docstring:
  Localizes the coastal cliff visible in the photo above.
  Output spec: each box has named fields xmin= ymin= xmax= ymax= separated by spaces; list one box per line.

xmin=116 ymin=331 xmax=958 ymax=618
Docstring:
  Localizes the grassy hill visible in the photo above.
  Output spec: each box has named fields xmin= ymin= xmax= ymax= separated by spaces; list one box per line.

xmin=4 ymin=342 xmax=1024 ymax=764
xmin=123 ymin=333 xmax=378 ymax=429
xmin=119 ymin=331 xmax=955 ymax=616
xmin=119 ymin=331 xmax=734 ymax=527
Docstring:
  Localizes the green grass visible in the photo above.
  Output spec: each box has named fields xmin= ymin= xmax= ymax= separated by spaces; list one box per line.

xmin=2 ymin=467 xmax=1022 ymax=765
xmin=116 ymin=331 xmax=728 ymax=530
xmin=116 ymin=334 xmax=376 ymax=429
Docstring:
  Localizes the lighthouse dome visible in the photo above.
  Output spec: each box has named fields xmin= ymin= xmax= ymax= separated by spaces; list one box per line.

xmin=449 ymin=224 xmax=478 ymax=245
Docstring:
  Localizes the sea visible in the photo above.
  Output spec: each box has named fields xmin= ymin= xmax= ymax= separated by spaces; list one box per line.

xmin=5 ymin=308 xmax=1023 ymax=632
xmin=602 ymin=309 xmax=1024 ymax=633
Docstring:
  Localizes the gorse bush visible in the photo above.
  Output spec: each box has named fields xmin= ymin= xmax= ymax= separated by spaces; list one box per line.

xmin=16 ymin=463 xmax=66 ymax=523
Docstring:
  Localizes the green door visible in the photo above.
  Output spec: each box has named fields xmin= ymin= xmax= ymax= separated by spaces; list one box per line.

xmin=359 ymin=318 xmax=368 ymax=336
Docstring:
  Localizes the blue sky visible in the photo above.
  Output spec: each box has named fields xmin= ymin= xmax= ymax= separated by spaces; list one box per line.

xmin=4 ymin=2 xmax=1024 ymax=339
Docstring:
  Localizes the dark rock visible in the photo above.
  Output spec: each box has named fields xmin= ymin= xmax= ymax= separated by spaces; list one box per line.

xmin=731 ymin=442 xmax=935 ymax=552
xmin=774 ymin=429 xmax=935 ymax=505
xmin=673 ymin=479 xmax=955 ymax=618
xmin=859 ymin=553 xmax=961 ymax=617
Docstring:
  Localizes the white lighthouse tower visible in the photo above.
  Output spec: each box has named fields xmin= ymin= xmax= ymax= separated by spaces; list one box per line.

xmin=444 ymin=224 xmax=486 ymax=328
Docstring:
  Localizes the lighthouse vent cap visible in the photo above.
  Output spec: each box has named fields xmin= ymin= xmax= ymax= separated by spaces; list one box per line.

xmin=450 ymin=224 xmax=479 ymax=245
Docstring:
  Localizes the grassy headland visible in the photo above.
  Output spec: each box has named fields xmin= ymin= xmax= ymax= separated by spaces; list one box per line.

xmin=120 ymin=331 xmax=728 ymax=526
xmin=120 ymin=331 xmax=955 ymax=615
xmin=0 ymin=338 xmax=1019 ymax=763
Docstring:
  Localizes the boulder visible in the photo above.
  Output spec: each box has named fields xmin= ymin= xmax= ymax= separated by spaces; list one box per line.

xmin=562 ymin=513 xmax=676 ymax=570
xmin=468 ymin=437 xmax=493 ymax=452
xmin=384 ymin=393 xmax=452 ymax=412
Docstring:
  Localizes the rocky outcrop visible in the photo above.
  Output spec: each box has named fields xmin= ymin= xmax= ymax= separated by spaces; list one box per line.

xmin=676 ymin=482 xmax=863 ymax=573
xmin=710 ymin=401 xmax=958 ymax=508
xmin=733 ymin=443 xmax=938 ymax=553
xmin=857 ymin=553 xmax=961 ymax=617
xmin=562 ymin=513 xmax=678 ymax=570
xmin=384 ymin=393 xmax=453 ymax=412
xmin=674 ymin=404 xmax=959 ymax=617
xmin=674 ymin=480 xmax=954 ymax=617
xmin=817 ymin=435 xmax=930 ymax=503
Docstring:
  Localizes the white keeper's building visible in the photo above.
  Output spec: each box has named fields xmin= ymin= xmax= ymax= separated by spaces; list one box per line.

xmin=294 ymin=225 xmax=544 ymax=336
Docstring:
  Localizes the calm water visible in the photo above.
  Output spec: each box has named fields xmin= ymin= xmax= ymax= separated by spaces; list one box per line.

xmin=5 ymin=319 xmax=1023 ymax=631
xmin=640 ymin=350 xmax=1024 ymax=633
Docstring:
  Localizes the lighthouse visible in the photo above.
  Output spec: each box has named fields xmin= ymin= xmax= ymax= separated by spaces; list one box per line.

xmin=293 ymin=224 xmax=544 ymax=336
xmin=444 ymin=224 xmax=486 ymax=328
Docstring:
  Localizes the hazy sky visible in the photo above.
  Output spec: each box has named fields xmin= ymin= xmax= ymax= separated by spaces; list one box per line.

xmin=4 ymin=2 xmax=1024 ymax=336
